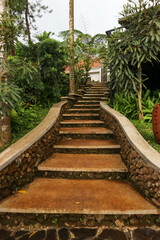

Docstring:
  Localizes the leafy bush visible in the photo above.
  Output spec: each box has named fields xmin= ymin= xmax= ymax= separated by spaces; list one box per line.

xmin=0 ymin=80 xmax=22 ymax=118
xmin=112 ymin=90 xmax=160 ymax=122
xmin=10 ymin=103 xmax=47 ymax=134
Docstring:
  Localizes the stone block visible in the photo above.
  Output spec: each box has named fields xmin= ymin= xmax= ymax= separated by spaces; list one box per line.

xmin=133 ymin=228 xmax=160 ymax=240
xmin=58 ymin=228 xmax=70 ymax=240
xmin=95 ymin=229 xmax=127 ymax=240
xmin=46 ymin=229 xmax=57 ymax=240
xmin=70 ymin=228 xmax=97 ymax=239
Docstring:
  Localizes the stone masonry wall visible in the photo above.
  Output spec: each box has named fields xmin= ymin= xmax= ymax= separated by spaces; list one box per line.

xmin=100 ymin=108 xmax=160 ymax=208
xmin=0 ymin=99 xmax=75 ymax=201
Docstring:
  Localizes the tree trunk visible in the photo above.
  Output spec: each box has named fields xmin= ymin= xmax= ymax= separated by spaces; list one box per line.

xmin=69 ymin=0 xmax=75 ymax=94
xmin=7 ymin=0 xmax=15 ymax=56
xmin=138 ymin=64 xmax=143 ymax=120
xmin=25 ymin=0 xmax=31 ymax=42
xmin=0 ymin=1 xmax=11 ymax=146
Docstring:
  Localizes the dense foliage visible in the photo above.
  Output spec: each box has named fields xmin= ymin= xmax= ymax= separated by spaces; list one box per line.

xmin=112 ymin=89 xmax=160 ymax=122
xmin=7 ymin=33 xmax=68 ymax=106
xmin=103 ymin=0 xmax=160 ymax=119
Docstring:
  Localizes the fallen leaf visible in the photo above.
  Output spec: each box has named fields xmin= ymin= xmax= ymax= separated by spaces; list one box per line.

xmin=75 ymin=202 xmax=80 ymax=204
xmin=18 ymin=190 xmax=27 ymax=194
xmin=29 ymin=231 xmax=37 ymax=239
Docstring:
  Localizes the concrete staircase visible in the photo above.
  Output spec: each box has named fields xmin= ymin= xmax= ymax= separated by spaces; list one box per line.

xmin=0 ymin=83 xmax=158 ymax=221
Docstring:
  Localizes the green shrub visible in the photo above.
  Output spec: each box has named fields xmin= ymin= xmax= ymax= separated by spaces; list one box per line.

xmin=112 ymin=90 xmax=160 ymax=121
xmin=10 ymin=104 xmax=49 ymax=135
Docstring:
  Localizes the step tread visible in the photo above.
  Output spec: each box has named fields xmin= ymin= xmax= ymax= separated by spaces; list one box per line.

xmin=78 ymin=100 xmax=100 ymax=103
xmin=54 ymin=139 xmax=120 ymax=149
xmin=60 ymin=120 xmax=104 ymax=124
xmin=68 ymin=108 xmax=100 ymax=111
xmin=0 ymin=178 xmax=158 ymax=214
xmin=83 ymin=97 xmax=106 ymax=99
xmin=59 ymin=127 xmax=113 ymax=135
xmin=63 ymin=113 xmax=99 ymax=116
xmin=38 ymin=153 xmax=127 ymax=172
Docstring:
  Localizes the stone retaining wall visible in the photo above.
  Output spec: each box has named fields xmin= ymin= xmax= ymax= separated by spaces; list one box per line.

xmin=100 ymin=102 xmax=160 ymax=208
xmin=0 ymin=97 xmax=78 ymax=201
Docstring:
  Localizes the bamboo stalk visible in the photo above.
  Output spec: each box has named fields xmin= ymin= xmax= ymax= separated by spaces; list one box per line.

xmin=138 ymin=64 xmax=144 ymax=120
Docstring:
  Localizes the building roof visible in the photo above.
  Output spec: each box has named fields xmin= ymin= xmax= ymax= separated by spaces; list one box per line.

xmin=64 ymin=58 xmax=102 ymax=74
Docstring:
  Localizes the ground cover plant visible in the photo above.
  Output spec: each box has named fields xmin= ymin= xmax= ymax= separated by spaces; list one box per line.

xmin=131 ymin=120 xmax=160 ymax=153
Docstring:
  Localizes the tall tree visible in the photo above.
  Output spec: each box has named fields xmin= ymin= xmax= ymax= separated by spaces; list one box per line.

xmin=69 ymin=0 xmax=75 ymax=93
xmin=25 ymin=0 xmax=31 ymax=42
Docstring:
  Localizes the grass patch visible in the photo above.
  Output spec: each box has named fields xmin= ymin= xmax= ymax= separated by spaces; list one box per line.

xmin=0 ymin=106 xmax=50 ymax=153
xmin=131 ymin=120 xmax=160 ymax=153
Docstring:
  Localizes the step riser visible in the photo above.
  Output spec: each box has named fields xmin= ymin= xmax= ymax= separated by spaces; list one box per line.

xmin=84 ymin=94 xmax=107 ymax=97
xmin=39 ymin=171 xmax=128 ymax=180
xmin=60 ymin=123 xmax=104 ymax=127
xmin=67 ymin=109 xmax=100 ymax=113
xmin=53 ymin=148 xmax=120 ymax=154
xmin=83 ymin=98 xmax=106 ymax=101
xmin=0 ymin=213 xmax=158 ymax=228
xmin=62 ymin=116 xmax=100 ymax=120
xmin=77 ymin=101 xmax=100 ymax=105
xmin=59 ymin=133 xmax=113 ymax=140
xmin=72 ymin=105 xmax=100 ymax=109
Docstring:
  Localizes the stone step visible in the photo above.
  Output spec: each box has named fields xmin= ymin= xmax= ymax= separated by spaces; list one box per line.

xmin=59 ymin=127 xmax=113 ymax=139
xmin=53 ymin=139 xmax=120 ymax=154
xmin=0 ymin=178 xmax=158 ymax=215
xmin=67 ymin=108 xmax=100 ymax=113
xmin=60 ymin=120 xmax=104 ymax=127
xmin=78 ymin=100 xmax=100 ymax=105
xmin=73 ymin=104 xmax=100 ymax=109
xmin=62 ymin=113 xmax=100 ymax=120
xmin=89 ymin=88 xmax=109 ymax=91
xmin=86 ymin=91 xmax=109 ymax=94
xmin=38 ymin=153 xmax=128 ymax=173
xmin=83 ymin=97 xmax=106 ymax=101
xmin=84 ymin=94 xmax=106 ymax=97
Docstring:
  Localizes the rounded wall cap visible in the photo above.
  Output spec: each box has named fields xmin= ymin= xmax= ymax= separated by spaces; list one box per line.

xmin=100 ymin=102 xmax=160 ymax=171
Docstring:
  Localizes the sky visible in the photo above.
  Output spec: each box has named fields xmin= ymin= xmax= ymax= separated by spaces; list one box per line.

xmin=36 ymin=0 xmax=128 ymax=40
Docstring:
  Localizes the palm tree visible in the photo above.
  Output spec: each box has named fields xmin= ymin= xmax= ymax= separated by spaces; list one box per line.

xmin=69 ymin=0 xmax=75 ymax=93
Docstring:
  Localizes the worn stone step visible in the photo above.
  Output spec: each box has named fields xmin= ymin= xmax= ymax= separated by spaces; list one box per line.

xmin=38 ymin=153 xmax=127 ymax=173
xmin=84 ymin=94 xmax=106 ymax=97
xmin=53 ymin=139 xmax=120 ymax=154
xmin=62 ymin=113 xmax=100 ymax=120
xmin=86 ymin=90 xmax=109 ymax=95
xmin=83 ymin=97 xmax=106 ymax=101
xmin=60 ymin=120 xmax=104 ymax=127
xmin=0 ymin=178 xmax=158 ymax=215
xmin=73 ymin=104 xmax=100 ymax=109
xmin=67 ymin=108 xmax=100 ymax=114
xmin=78 ymin=100 xmax=100 ymax=105
xmin=59 ymin=127 xmax=113 ymax=139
